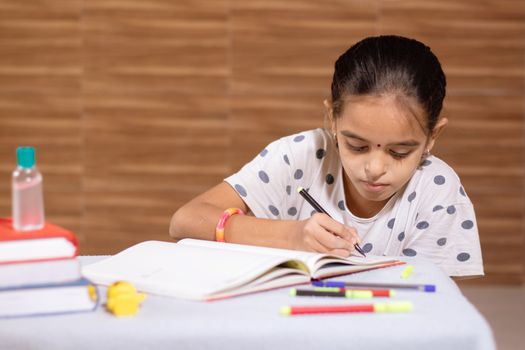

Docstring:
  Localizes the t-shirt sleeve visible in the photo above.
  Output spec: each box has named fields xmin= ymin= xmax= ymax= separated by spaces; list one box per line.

xmin=403 ymin=202 xmax=484 ymax=277
xmin=224 ymin=133 xmax=312 ymax=219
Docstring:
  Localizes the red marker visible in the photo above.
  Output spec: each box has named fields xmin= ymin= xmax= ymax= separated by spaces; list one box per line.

xmin=280 ymin=301 xmax=413 ymax=316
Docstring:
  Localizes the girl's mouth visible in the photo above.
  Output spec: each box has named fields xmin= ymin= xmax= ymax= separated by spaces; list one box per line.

xmin=363 ymin=181 xmax=388 ymax=192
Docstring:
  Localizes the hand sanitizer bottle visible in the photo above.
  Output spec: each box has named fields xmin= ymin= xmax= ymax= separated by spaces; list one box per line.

xmin=12 ymin=146 xmax=45 ymax=231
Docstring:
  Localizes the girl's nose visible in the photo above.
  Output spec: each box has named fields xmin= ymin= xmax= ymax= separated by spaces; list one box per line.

xmin=364 ymin=154 xmax=387 ymax=180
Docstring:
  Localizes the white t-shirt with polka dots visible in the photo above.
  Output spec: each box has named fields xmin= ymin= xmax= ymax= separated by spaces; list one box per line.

xmin=225 ymin=128 xmax=484 ymax=277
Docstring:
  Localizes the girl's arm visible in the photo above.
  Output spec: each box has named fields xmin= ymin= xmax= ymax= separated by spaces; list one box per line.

xmin=169 ymin=181 xmax=359 ymax=256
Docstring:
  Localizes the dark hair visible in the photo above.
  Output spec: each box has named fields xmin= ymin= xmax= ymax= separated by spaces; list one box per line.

xmin=331 ymin=35 xmax=446 ymax=133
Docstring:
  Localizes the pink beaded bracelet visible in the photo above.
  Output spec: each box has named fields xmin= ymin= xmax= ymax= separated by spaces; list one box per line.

xmin=215 ymin=208 xmax=244 ymax=242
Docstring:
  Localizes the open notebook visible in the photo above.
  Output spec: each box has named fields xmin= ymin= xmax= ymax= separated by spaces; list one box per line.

xmin=82 ymin=239 xmax=402 ymax=301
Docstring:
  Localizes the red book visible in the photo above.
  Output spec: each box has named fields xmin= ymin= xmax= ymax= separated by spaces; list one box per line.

xmin=0 ymin=218 xmax=79 ymax=265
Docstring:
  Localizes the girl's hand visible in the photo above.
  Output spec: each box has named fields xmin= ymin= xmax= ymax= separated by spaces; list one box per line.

xmin=293 ymin=213 xmax=360 ymax=257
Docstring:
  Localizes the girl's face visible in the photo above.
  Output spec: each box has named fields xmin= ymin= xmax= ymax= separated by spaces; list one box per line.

xmin=333 ymin=94 xmax=437 ymax=214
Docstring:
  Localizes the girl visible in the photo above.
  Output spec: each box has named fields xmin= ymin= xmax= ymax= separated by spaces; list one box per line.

xmin=169 ymin=35 xmax=483 ymax=278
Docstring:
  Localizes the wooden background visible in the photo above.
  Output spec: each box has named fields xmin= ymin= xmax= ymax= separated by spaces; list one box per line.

xmin=0 ymin=0 xmax=523 ymax=284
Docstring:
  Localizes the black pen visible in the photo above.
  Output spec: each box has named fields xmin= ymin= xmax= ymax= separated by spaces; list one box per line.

xmin=297 ymin=187 xmax=366 ymax=257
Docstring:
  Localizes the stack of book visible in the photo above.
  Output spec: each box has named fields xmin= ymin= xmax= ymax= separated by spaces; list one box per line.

xmin=0 ymin=218 xmax=98 ymax=318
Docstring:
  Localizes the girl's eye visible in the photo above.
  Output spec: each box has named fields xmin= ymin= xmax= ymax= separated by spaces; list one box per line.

xmin=346 ymin=143 xmax=368 ymax=152
xmin=389 ymin=150 xmax=411 ymax=159
xmin=345 ymin=143 xmax=412 ymax=159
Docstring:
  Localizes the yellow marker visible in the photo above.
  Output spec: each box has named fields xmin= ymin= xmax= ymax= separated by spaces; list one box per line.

xmin=401 ymin=265 xmax=414 ymax=279
xmin=106 ymin=281 xmax=146 ymax=317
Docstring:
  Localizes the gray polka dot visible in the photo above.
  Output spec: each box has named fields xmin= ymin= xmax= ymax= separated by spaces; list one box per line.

xmin=234 ymin=184 xmax=247 ymax=197
xmin=294 ymin=169 xmax=303 ymax=180
xmin=407 ymin=191 xmax=417 ymax=202
xmin=325 ymin=174 xmax=334 ymax=185
xmin=258 ymin=170 xmax=270 ymax=183
xmin=287 ymin=207 xmax=297 ymax=216
xmin=421 ymin=159 xmax=432 ymax=166
xmin=433 ymin=205 xmax=444 ymax=212
xmin=416 ymin=221 xmax=429 ymax=230
xmin=362 ymin=243 xmax=373 ymax=253
xmin=457 ymin=252 xmax=470 ymax=262
xmin=459 ymin=186 xmax=466 ymax=197
xmin=446 ymin=205 xmax=456 ymax=214
xmin=260 ymin=148 xmax=268 ymax=157
xmin=337 ymin=200 xmax=345 ymax=210
xmin=283 ymin=154 xmax=290 ymax=165
xmin=316 ymin=149 xmax=326 ymax=159
xmin=387 ymin=218 xmax=395 ymax=229
xmin=268 ymin=205 xmax=279 ymax=216
xmin=461 ymin=220 xmax=474 ymax=229
xmin=437 ymin=237 xmax=447 ymax=246
xmin=434 ymin=175 xmax=446 ymax=185
xmin=286 ymin=185 xmax=291 ymax=195
xmin=293 ymin=135 xmax=305 ymax=142
xmin=402 ymin=248 xmax=417 ymax=257
xmin=397 ymin=231 xmax=405 ymax=241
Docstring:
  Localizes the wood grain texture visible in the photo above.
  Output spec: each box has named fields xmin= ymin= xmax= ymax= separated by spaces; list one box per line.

xmin=0 ymin=1 xmax=84 ymax=237
xmin=81 ymin=0 xmax=229 ymax=253
xmin=381 ymin=0 xmax=525 ymax=95
xmin=381 ymin=0 xmax=525 ymax=283
xmin=0 ymin=0 xmax=523 ymax=282
xmin=230 ymin=0 xmax=378 ymax=172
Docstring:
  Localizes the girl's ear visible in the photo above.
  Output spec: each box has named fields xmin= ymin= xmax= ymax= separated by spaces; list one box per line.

xmin=323 ymin=99 xmax=336 ymax=134
xmin=426 ymin=117 xmax=448 ymax=152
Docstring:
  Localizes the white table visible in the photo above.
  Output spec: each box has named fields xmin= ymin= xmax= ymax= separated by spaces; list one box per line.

xmin=0 ymin=256 xmax=495 ymax=350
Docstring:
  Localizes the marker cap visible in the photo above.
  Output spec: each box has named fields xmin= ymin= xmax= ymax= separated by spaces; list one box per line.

xmin=373 ymin=301 xmax=413 ymax=313
xmin=424 ymin=285 xmax=436 ymax=292
xmin=280 ymin=306 xmax=292 ymax=316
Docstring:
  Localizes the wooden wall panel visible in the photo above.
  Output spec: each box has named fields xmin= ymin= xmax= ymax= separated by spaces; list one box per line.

xmin=229 ymin=96 xmax=325 ymax=170
xmin=0 ymin=1 xmax=83 ymax=236
xmin=230 ymin=0 xmax=378 ymax=168
xmin=380 ymin=0 xmax=525 ymax=95
xmin=81 ymin=0 xmax=229 ymax=253
xmin=0 ymin=0 xmax=523 ymax=282
xmin=381 ymin=0 xmax=525 ymax=283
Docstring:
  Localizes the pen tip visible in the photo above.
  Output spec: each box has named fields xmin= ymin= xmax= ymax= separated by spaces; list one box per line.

xmin=296 ymin=187 xmax=303 ymax=193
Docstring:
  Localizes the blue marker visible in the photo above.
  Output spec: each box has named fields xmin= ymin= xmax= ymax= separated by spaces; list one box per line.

xmin=312 ymin=280 xmax=436 ymax=292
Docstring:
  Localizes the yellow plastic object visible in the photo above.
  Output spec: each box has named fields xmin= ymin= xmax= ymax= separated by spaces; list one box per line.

xmin=106 ymin=281 xmax=146 ymax=317
xmin=400 ymin=265 xmax=414 ymax=279
xmin=88 ymin=284 xmax=98 ymax=302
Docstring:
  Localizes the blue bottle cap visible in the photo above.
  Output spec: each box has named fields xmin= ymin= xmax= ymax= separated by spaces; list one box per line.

xmin=16 ymin=147 xmax=36 ymax=168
